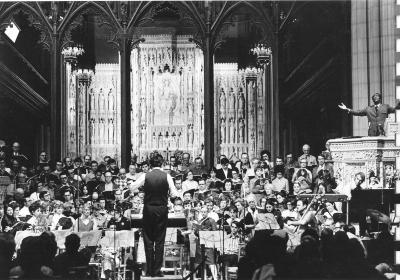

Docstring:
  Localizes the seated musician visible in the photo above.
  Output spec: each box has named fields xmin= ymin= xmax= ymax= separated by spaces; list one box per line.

xmin=282 ymin=199 xmax=298 ymax=221
xmin=123 ymin=195 xmax=142 ymax=219
xmin=73 ymin=204 xmax=97 ymax=232
xmin=53 ymin=233 xmax=91 ymax=277
xmin=107 ymin=205 xmax=130 ymax=231
xmin=286 ymin=199 xmax=317 ymax=231
xmin=254 ymin=199 xmax=283 ymax=230
xmin=319 ymin=201 xmax=340 ymax=227
xmin=221 ymin=221 xmax=241 ymax=267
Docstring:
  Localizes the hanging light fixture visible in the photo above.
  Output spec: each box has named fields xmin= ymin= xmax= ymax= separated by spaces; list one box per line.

xmin=250 ymin=43 xmax=272 ymax=66
xmin=62 ymin=44 xmax=85 ymax=64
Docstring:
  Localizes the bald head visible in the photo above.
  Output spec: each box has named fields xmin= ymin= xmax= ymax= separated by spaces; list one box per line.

xmin=302 ymin=144 xmax=310 ymax=155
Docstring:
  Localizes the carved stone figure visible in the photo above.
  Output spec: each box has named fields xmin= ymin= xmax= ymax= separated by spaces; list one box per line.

xmin=229 ymin=119 xmax=236 ymax=143
xmin=187 ymin=98 xmax=194 ymax=123
xmin=90 ymin=89 xmax=95 ymax=111
xmin=221 ymin=118 xmax=226 ymax=143
xmin=108 ymin=118 xmax=113 ymax=144
xmin=219 ymin=88 xmax=226 ymax=120
xmin=238 ymin=90 xmax=245 ymax=119
xmin=239 ymin=119 xmax=245 ymax=143
xmin=258 ymin=105 xmax=263 ymax=122
xmin=228 ymin=88 xmax=236 ymax=119
xmin=108 ymin=89 xmax=114 ymax=112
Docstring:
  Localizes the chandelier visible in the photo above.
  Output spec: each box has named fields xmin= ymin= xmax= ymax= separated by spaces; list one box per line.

xmin=250 ymin=43 xmax=272 ymax=66
xmin=75 ymin=69 xmax=93 ymax=84
xmin=62 ymin=45 xmax=84 ymax=62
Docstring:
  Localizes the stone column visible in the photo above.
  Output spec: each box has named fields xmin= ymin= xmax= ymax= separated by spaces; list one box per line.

xmin=204 ymin=37 xmax=214 ymax=168
xmin=394 ymin=0 xmax=400 ymax=266
xmin=119 ymin=35 xmax=132 ymax=167
xmin=50 ymin=34 xmax=62 ymax=162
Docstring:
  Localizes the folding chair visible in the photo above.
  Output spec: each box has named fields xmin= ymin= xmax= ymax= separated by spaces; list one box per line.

xmin=162 ymin=244 xmax=184 ymax=275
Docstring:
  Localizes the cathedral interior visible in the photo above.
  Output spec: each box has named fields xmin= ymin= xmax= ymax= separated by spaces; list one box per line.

xmin=0 ymin=1 xmax=353 ymax=166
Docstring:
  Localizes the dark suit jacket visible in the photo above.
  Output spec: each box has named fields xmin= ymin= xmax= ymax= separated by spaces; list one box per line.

xmin=349 ymin=102 xmax=400 ymax=136
xmin=216 ymin=168 xmax=233 ymax=181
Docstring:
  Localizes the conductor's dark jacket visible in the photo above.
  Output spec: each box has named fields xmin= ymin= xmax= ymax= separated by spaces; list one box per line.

xmin=349 ymin=102 xmax=400 ymax=136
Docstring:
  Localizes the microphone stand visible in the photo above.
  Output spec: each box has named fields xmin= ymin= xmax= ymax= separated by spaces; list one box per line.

xmin=77 ymin=167 xmax=81 ymax=232
xmin=220 ymin=208 xmax=226 ymax=280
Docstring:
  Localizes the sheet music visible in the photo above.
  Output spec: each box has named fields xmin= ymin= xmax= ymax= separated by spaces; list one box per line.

xmin=99 ymin=230 xmax=136 ymax=248
xmin=75 ymin=230 xmax=102 ymax=247
xmin=255 ymin=213 xmax=280 ymax=230
xmin=53 ymin=230 xmax=73 ymax=249
xmin=165 ymin=228 xmax=177 ymax=243
xmin=14 ymin=231 xmax=40 ymax=249
xmin=199 ymin=230 xmax=224 ymax=251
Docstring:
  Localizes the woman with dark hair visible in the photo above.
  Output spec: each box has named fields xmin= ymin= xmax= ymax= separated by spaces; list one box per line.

xmin=315 ymin=169 xmax=337 ymax=194
xmin=26 ymin=201 xmax=42 ymax=227
xmin=206 ymin=167 xmax=223 ymax=192
xmin=254 ymin=199 xmax=283 ymax=230
xmin=1 ymin=203 xmax=18 ymax=232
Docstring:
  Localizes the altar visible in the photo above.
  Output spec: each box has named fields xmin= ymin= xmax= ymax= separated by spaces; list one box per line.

xmin=328 ymin=136 xmax=400 ymax=190
xmin=64 ymin=34 xmax=268 ymax=163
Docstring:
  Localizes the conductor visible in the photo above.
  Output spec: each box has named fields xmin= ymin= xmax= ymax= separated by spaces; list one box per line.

xmin=339 ymin=93 xmax=400 ymax=136
xmin=130 ymin=155 xmax=178 ymax=277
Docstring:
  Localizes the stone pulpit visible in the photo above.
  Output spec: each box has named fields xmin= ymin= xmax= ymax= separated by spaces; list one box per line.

xmin=328 ymin=137 xmax=400 ymax=192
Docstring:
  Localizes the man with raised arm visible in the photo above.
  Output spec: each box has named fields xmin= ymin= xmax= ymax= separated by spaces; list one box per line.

xmin=338 ymin=93 xmax=400 ymax=136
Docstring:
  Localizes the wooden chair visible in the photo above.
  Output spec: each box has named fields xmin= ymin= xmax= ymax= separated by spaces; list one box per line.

xmin=161 ymin=244 xmax=184 ymax=275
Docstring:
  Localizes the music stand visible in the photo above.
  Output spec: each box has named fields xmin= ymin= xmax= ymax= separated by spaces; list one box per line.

xmin=75 ymin=230 xmax=102 ymax=248
xmin=53 ymin=229 xmax=73 ymax=250
xmin=165 ymin=228 xmax=178 ymax=244
xmin=100 ymin=230 xmax=136 ymax=248
xmin=199 ymin=231 xmax=224 ymax=280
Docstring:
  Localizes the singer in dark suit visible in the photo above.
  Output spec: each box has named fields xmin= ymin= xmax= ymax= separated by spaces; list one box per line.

xmin=216 ymin=158 xmax=233 ymax=181
xmin=339 ymin=93 xmax=400 ymax=136
xmin=130 ymin=155 xmax=178 ymax=277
